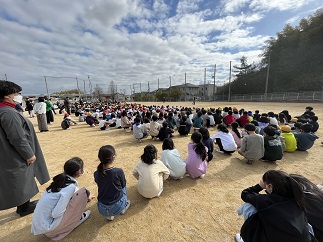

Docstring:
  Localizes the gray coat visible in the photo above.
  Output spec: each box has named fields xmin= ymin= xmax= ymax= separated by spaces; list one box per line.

xmin=0 ymin=106 xmax=50 ymax=210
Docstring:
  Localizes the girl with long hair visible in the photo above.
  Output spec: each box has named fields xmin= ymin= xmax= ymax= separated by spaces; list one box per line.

xmin=230 ymin=122 xmax=243 ymax=148
xmin=236 ymin=170 xmax=315 ymax=242
xmin=133 ymin=144 xmax=170 ymax=198
xmin=94 ymin=145 xmax=130 ymax=221
xmin=185 ymin=132 xmax=208 ymax=178
xmin=32 ymin=157 xmax=94 ymax=240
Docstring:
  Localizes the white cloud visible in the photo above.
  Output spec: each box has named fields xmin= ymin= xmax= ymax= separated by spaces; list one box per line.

xmin=0 ymin=0 xmax=318 ymax=94
xmin=249 ymin=0 xmax=311 ymax=11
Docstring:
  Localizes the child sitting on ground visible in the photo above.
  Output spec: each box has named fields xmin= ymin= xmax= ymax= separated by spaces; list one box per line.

xmin=158 ymin=122 xmax=174 ymax=141
xmin=294 ymin=123 xmax=318 ymax=151
xmin=262 ymin=126 xmax=283 ymax=162
xmin=160 ymin=138 xmax=186 ymax=179
xmin=185 ymin=132 xmax=208 ymax=178
xmin=280 ymin=125 xmax=297 ymax=152
xmin=149 ymin=115 xmax=162 ymax=140
xmin=238 ymin=123 xmax=264 ymax=164
xmin=133 ymin=117 xmax=147 ymax=143
xmin=199 ymin=127 xmax=214 ymax=162
xmin=132 ymin=144 xmax=170 ymax=198
xmin=94 ymin=145 xmax=130 ymax=221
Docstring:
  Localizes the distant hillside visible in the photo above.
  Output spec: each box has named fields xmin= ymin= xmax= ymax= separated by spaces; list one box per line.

xmin=220 ymin=8 xmax=323 ymax=95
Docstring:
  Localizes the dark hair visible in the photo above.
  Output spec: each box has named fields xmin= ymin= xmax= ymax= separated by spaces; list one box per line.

xmin=301 ymin=123 xmax=312 ymax=133
xmin=228 ymin=110 xmax=233 ymax=115
xmin=38 ymin=96 xmax=45 ymax=102
xmin=197 ymin=111 xmax=202 ymax=117
xmin=199 ymin=127 xmax=210 ymax=139
xmin=191 ymin=132 xmax=207 ymax=161
xmin=231 ymin=122 xmax=242 ymax=138
xmin=152 ymin=115 xmax=158 ymax=121
xmin=46 ymin=157 xmax=83 ymax=192
xmin=135 ymin=117 xmax=141 ymax=124
xmin=244 ymin=123 xmax=256 ymax=131
xmin=217 ymin=124 xmax=229 ymax=133
xmin=259 ymin=116 xmax=269 ymax=123
xmin=263 ymin=126 xmax=276 ymax=136
xmin=162 ymin=138 xmax=174 ymax=150
xmin=262 ymin=170 xmax=305 ymax=212
xmin=251 ymin=120 xmax=259 ymax=126
xmin=0 ymin=80 xmax=22 ymax=100
xmin=290 ymin=174 xmax=323 ymax=202
xmin=141 ymin=144 xmax=157 ymax=165
xmin=162 ymin=122 xmax=168 ymax=128
xmin=309 ymin=116 xmax=318 ymax=122
xmin=97 ymin=145 xmax=116 ymax=177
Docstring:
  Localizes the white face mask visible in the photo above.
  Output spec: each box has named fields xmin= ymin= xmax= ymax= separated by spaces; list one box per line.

xmin=13 ymin=94 xmax=23 ymax=104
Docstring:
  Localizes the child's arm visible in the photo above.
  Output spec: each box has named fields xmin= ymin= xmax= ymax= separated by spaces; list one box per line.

xmin=132 ymin=165 xmax=139 ymax=180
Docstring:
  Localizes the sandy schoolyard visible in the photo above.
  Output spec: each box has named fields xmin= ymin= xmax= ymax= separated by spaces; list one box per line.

xmin=0 ymin=101 xmax=322 ymax=242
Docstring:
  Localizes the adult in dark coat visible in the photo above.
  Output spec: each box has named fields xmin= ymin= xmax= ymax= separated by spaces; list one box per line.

xmin=0 ymin=80 xmax=50 ymax=216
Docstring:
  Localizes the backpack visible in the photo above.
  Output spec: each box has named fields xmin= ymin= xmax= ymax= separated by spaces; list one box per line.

xmin=61 ymin=119 xmax=70 ymax=130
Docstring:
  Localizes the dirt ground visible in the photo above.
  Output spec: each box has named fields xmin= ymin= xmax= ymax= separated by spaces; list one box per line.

xmin=0 ymin=101 xmax=322 ymax=242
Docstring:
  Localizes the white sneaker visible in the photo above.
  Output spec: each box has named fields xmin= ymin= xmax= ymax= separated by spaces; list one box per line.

xmin=106 ymin=216 xmax=114 ymax=221
xmin=156 ymin=188 xmax=164 ymax=198
xmin=235 ymin=233 xmax=244 ymax=242
xmin=77 ymin=210 xmax=91 ymax=226
xmin=200 ymin=174 xmax=206 ymax=179
xmin=216 ymin=149 xmax=224 ymax=154
xmin=120 ymin=200 xmax=131 ymax=215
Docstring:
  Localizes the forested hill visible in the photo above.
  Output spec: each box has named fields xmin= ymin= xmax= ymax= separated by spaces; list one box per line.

xmin=221 ymin=9 xmax=323 ymax=95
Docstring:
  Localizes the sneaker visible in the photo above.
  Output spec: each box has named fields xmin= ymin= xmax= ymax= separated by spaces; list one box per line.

xmin=66 ymin=127 xmax=72 ymax=130
xmin=137 ymin=139 xmax=142 ymax=143
xmin=120 ymin=200 xmax=131 ymax=215
xmin=156 ymin=187 xmax=164 ymax=198
xmin=235 ymin=233 xmax=244 ymax=242
xmin=106 ymin=216 xmax=115 ymax=221
xmin=216 ymin=149 xmax=224 ymax=154
xmin=200 ymin=174 xmax=206 ymax=179
xmin=246 ymin=160 xmax=253 ymax=165
xmin=77 ymin=210 xmax=91 ymax=226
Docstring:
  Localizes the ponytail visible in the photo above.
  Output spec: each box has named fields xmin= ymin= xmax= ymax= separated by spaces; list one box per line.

xmin=191 ymin=132 xmax=207 ymax=161
xmin=231 ymin=122 xmax=242 ymax=138
xmin=97 ymin=145 xmax=116 ymax=177
xmin=46 ymin=173 xmax=75 ymax=192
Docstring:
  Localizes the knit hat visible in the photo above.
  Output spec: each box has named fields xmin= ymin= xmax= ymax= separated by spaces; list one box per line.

xmin=280 ymin=125 xmax=291 ymax=133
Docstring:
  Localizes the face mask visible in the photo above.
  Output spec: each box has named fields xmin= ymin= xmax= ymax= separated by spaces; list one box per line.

xmin=13 ymin=94 xmax=23 ymax=104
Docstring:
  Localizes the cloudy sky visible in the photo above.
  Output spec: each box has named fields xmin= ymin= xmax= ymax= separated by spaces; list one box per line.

xmin=0 ymin=0 xmax=321 ymax=95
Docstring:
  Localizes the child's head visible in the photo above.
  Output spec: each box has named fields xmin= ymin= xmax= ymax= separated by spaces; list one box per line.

xmin=294 ymin=122 xmax=302 ymax=130
xmin=152 ymin=115 xmax=158 ymax=121
xmin=231 ymin=122 xmax=239 ymax=130
xmin=191 ymin=131 xmax=203 ymax=143
xmin=135 ymin=117 xmax=141 ymax=124
xmin=217 ymin=124 xmax=229 ymax=133
xmin=280 ymin=125 xmax=291 ymax=133
xmin=199 ymin=127 xmax=210 ymax=139
xmin=162 ymin=138 xmax=174 ymax=150
xmin=251 ymin=120 xmax=259 ymax=126
xmin=301 ymin=123 xmax=312 ymax=133
xmin=141 ymin=144 xmax=157 ymax=165
xmin=309 ymin=116 xmax=318 ymax=122
xmin=244 ymin=123 xmax=256 ymax=132
xmin=263 ymin=126 xmax=276 ymax=136
xmin=262 ymin=170 xmax=305 ymax=211
xmin=97 ymin=145 xmax=116 ymax=176
xmin=162 ymin=122 xmax=168 ymax=128
xmin=255 ymin=110 xmax=259 ymax=114
xmin=46 ymin=157 xmax=84 ymax=193
xmin=64 ymin=157 xmax=84 ymax=178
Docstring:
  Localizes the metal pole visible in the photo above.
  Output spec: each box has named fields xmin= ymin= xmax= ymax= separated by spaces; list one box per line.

xmin=5 ymin=74 xmax=7 ymax=81
xmin=204 ymin=68 xmax=206 ymax=101
xmin=213 ymin=64 xmax=216 ymax=101
xmin=185 ymin=72 xmax=187 ymax=102
xmin=76 ymin=77 xmax=81 ymax=99
xmin=83 ymin=80 xmax=86 ymax=96
xmin=264 ymin=50 xmax=272 ymax=101
xmin=140 ymin=83 xmax=142 ymax=101
xmin=169 ymin=76 xmax=171 ymax=98
xmin=44 ymin=76 xmax=49 ymax=97
xmin=158 ymin=78 xmax=159 ymax=90
xmin=228 ymin=61 xmax=232 ymax=102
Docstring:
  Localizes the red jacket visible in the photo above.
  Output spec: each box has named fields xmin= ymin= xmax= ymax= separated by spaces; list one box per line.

xmin=236 ymin=114 xmax=250 ymax=127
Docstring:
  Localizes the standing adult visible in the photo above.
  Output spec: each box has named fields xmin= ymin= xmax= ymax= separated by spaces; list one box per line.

xmin=64 ymin=97 xmax=71 ymax=114
xmin=25 ymin=97 xmax=35 ymax=118
xmin=0 ymin=80 xmax=50 ymax=216
xmin=45 ymin=96 xmax=54 ymax=124
xmin=33 ymin=96 xmax=49 ymax=132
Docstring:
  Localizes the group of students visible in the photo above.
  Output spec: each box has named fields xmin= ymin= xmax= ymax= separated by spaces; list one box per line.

xmin=30 ymin=132 xmax=209 ymax=240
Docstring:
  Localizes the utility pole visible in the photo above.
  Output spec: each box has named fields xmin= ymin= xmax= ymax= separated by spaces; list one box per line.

xmin=88 ymin=75 xmax=93 ymax=101
xmin=169 ymin=76 xmax=171 ymax=98
xmin=204 ymin=68 xmax=206 ymax=101
xmin=5 ymin=74 xmax=7 ymax=81
xmin=228 ymin=61 xmax=232 ymax=102
xmin=213 ymin=64 xmax=216 ymax=101
xmin=148 ymin=81 xmax=150 ymax=93
xmin=83 ymin=80 xmax=86 ymax=99
xmin=44 ymin=76 xmax=49 ymax=97
xmin=185 ymin=72 xmax=187 ymax=102
xmin=264 ymin=50 xmax=272 ymax=101
xmin=76 ymin=77 xmax=81 ymax=100
xmin=140 ymin=83 xmax=142 ymax=101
